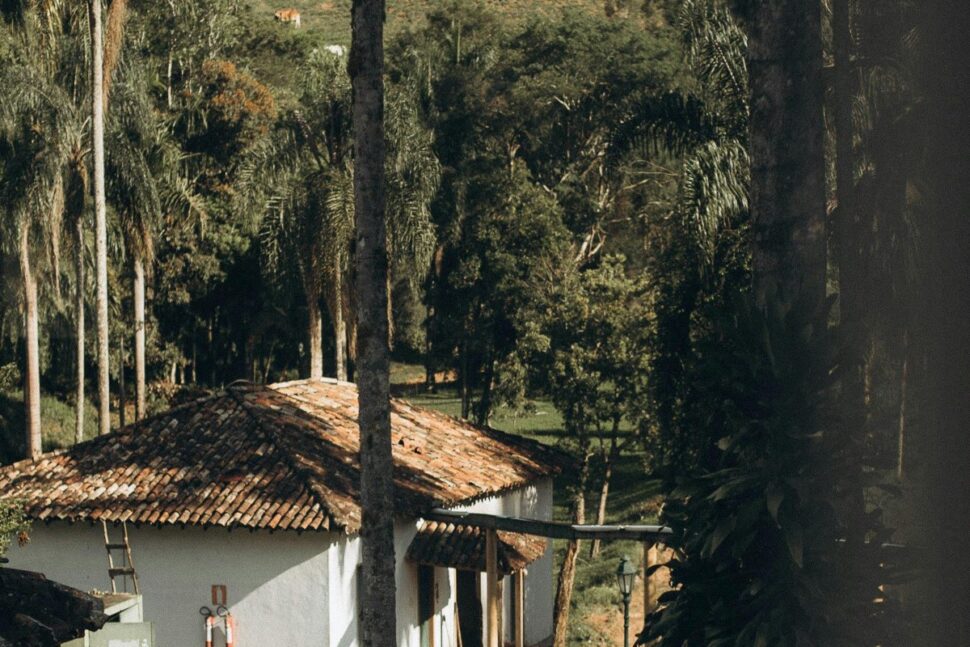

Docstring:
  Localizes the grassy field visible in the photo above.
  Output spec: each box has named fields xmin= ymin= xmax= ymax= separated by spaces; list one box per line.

xmin=0 ymin=390 xmax=99 ymax=463
xmin=240 ymin=0 xmax=609 ymax=100
xmin=248 ymin=0 xmax=606 ymax=46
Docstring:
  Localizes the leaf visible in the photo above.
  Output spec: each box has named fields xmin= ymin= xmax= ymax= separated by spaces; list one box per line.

xmin=707 ymin=515 xmax=736 ymax=556
xmin=644 ymin=563 xmax=667 ymax=578
xmin=766 ymin=482 xmax=784 ymax=523
xmin=783 ymin=520 xmax=804 ymax=568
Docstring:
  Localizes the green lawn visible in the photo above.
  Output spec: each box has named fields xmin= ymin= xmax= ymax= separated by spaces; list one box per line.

xmin=0 ymin=390 xmax=99 ymax=463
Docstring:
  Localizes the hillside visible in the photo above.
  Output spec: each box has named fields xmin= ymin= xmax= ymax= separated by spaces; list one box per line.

xmin=250 ymin=0 xmax=609 ymax=46
xmin=243 ymin=0 xmax=619 ymax=97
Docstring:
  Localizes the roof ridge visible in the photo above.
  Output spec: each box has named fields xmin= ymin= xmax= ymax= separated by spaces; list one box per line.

xmin=226 ymin=386 xmax=340 ymax=532
xmin=272 ymin=376 xmax=358 ymax=390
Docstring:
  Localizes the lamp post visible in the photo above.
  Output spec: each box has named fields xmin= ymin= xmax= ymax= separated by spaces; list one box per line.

xmin=616 ymin=555 xmax=637 ymax=647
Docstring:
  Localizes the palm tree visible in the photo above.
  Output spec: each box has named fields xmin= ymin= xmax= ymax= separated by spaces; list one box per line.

xmin=0 ymin=20 xmax=78 ymax=459
xmin=106 ymin=60 xmax=169 ymax=421
xmin=351 ymin=0 xmax=396 ymax=645
xmin=247 ymin=51 xmax=437 ymax=382
xmin=90 ymin=0 xmax=111 ymax=436
xmin=243 ymin=50 xmax=355 ymax=380
xmin=66 ymin=144 xmax=88 ymax=443
xmin=612 ymin=0 xmax=750 ymax=264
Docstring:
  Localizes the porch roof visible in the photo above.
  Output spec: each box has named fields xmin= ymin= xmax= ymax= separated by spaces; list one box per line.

xmin=406 ymin=520 xmax=547 ymax=575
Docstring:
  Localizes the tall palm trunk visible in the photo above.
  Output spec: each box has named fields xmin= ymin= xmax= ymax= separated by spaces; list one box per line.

xmin=334 ymin=252 xmax=347 ymax=382
xmin=74 ymin=215 xmax=85 ymax=442
xmin=133 ymin=254 xmax=146 ymax=420
xmin=20 ymin=226 xmax=42 ymax=460
xmin=91 ymin=0 xmax=110 ymax=436
xmin=747 ymin=0 xmax=827 ymax=306
xmin=897 ymin=329 xmax=909 ymax=479
xmin=833 ymin=0 xmax=869 ymax=536
xmin=69 ymin=156 xmax=88 ymax=444
xmin=553 ymin=446 xmax=590 ymax=647
xmin=308 ymin=294 xmax=324 ymax=379
xmin=351 ymin=1 xmax=396 ymax=647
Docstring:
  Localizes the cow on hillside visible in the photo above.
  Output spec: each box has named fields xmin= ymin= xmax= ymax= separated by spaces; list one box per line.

xmin=274 ymin=8 xmax=302 ymax=28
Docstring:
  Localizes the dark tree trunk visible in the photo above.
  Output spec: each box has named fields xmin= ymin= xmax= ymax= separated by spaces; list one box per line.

xmin=897 ymin=329 xmax=908 ymax=479
xmin=589 ymin=420 xmax=620 ymax=558
xmin=475 ymin=357 xmax=495 ymax=427
xmin=747 ymin=0 xmax=827 ymax=307
xmin=552 ymin=446 xmax=590 ymax=647
xmin=833 ymin=0 xmax=869 ymax=538
xmin=916 ymin=3 xmax=970 ymax=641
xmin=460 ymin=338 xmax=471 ymax=420
xmin=350 ymin=1 xmax=396 ymax=647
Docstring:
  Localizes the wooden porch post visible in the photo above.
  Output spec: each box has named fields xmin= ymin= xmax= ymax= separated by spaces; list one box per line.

xmin=486 ymin=529 xmax=500 ymax=647
xmin=513 ymin=570 xmax=525 ymax=647
xmin=643 ymin=541 xmax=656 ymax=616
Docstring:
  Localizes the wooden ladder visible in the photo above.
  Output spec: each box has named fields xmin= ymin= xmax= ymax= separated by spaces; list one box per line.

xmin=101 ymin=520 xmax=140 ymax=594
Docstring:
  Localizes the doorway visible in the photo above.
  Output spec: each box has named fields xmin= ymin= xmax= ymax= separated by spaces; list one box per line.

xmin=456 ymin=569 xmax=483 ymax=647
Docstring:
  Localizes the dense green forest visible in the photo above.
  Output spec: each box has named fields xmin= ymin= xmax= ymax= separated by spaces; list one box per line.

xmin=0 ymin=0 xmax=692 ymax=456
xmin=2 ymin=0 xmax=964 ymax=643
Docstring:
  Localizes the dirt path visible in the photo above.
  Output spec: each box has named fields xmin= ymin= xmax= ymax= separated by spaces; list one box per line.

xmin=582 ymin=575 xmax=647 ymax=646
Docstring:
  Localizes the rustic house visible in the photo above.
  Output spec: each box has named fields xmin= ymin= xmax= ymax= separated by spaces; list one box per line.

xmin=1 ymin=379 xmax=563 ymax=647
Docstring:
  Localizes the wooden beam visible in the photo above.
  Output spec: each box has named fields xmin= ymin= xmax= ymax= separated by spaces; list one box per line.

xmin=513 ymin=571 xmax=525 ymax=647
xmin=486 ymin=529 xmax=500 ymax=647
xmin=425 ymin=508 xmax=671 ymax=542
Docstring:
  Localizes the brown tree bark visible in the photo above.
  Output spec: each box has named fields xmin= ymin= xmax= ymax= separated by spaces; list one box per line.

xmin=133 ymin=254 xmax=146 ymax=420
xmin=308 ymin=294 xmax=324 ymax=379
xmin=75 ymin=220 xmax=85 ymax=443
xmin=334 ymin=252 xmax=347 ymax=382
xmin=589 ymin=424 xmax=619 ymax=559
xmin=69 ymin=155 xmax=87 ymax=444
xmin=552 ymin=448 xmax=590 ymax=647
xmin=20 ymin=226 xmax=42 ymax=460
xmin=832 ymin=0 xmax=870 ymax=540
xmin=350 ymin=1 xmax=396 ymax=646
xmin=747 ymin=0 xmax=827 ymax=307
xmin=897 ymin=329 xmax=909 ymax=479
xmin=91 ymin=0 xmax=111 ymax=436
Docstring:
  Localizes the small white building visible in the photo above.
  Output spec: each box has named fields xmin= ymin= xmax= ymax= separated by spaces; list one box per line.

xmin=1 ymin=379 xmax=564 ymax=647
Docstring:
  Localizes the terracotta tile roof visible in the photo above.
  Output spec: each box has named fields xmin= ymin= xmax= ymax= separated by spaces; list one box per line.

xmin=0 ymin=380 xmax=565 ymax=534
xmin=406 ymin=520 xmax=548 ymax=575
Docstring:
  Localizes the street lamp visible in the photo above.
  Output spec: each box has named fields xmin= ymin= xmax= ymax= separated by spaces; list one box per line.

xmin=616 ymin=555 xmax=637 ymax=647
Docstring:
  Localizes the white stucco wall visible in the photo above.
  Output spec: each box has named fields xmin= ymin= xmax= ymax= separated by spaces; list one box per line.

xmin=5 ymin=478 xmax=554 ymax=647
xmin=455 ymin=478 xmax=556 ymax=646
xmin=7 ymin=523 xmax=332 ymax=647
